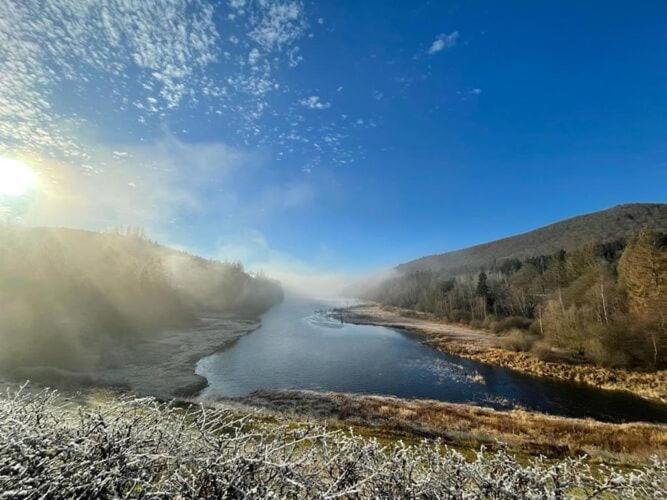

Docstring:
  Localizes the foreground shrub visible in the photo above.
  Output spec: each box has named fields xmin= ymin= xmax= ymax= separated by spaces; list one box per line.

xmin=493 ymin=316 xmax=533 ymax=333
xmin=449 ymin=309 xmax=472 ymax=324
xmin=530 ymin=340 xmax=562 ymax=362
xmin=498 ymin=329 xmax=539 ymax=352
xmin=585 ymin=336 xmax=632 ymax=368
xmin=481 ymin=314 xmax=498 ymax=328
xmin=469 ymin=319 xmax=483 ymax=329
xmin=0 ymin=387 xmax=664 ymax=499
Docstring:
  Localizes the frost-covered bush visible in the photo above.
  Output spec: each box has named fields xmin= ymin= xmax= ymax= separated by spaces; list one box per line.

xmin=0 ymin=387 xmax=664 ymax=499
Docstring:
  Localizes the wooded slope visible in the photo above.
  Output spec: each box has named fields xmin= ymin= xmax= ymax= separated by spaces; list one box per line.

xmin=398 ymin=203 xmax=667 ymax=276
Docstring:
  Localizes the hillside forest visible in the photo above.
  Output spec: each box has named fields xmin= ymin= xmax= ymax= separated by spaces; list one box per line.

xmin=0 ymin=226 xmax=283 ymax=370
xmin=363 ymin=229 xmax=667 ymax=369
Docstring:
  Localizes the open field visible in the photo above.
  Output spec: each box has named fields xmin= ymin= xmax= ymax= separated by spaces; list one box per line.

xmin=341 ymin=303 xmax=667 ymax=403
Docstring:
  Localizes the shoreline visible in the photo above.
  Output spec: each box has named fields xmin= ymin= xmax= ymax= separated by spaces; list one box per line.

xmin=237 ymin=389 xmax=667 ymax=462
xmin=339 ymin=303 xmax=667 ymax=404
xmin=9 ymin=313 xmax=261 ymax=400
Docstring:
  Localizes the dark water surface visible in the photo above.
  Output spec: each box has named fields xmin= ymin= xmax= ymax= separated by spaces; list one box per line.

xmin=197 ymin=295 xmax=667 ymax=423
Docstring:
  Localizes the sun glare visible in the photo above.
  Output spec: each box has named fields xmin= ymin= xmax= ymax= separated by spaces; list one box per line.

xmin=0 ymin=157 xmax=37 ymax=197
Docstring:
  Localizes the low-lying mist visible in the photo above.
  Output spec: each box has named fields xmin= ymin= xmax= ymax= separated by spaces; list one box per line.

xmin=0 ymin=226 xmax=283 ymax=372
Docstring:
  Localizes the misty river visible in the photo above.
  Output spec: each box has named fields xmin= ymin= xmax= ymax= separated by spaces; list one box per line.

xmin=197 ymin=294 xmax=667 ymax=423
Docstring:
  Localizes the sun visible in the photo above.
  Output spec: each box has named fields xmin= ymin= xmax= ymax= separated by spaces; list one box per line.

xmin=0 ymin=157 xmax=37 ymax=197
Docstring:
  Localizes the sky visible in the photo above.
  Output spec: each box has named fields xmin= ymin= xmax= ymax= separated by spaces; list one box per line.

xmin=0 ymin=1 xmax=666 ymax=288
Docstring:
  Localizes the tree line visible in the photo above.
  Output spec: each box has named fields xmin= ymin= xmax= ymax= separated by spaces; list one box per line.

xmin=362 ymin=229 xmax=667 ymax=369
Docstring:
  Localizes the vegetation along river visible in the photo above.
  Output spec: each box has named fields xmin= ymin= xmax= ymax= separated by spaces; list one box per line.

xmin=197 ymin=294 xmax=667 ymax=423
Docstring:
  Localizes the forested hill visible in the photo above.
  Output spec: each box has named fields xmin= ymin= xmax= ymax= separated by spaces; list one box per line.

xmin=398 ymin=203 xmax=667 ymax=276
xmin=362 ymin=204 xmax=667 ymax=370
xmin=0 ymin=226 xmax=283 ymax=369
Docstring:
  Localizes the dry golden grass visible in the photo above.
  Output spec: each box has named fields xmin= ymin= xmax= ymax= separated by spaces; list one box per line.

xmin=241 ymin=389 xmax=667 ymax=463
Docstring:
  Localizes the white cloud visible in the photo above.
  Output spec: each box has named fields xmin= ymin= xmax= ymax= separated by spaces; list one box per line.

xmin=19 ymin=133 xmax=253 ymax=231
xmin=299 ymin=96 xmax=331 ymax=110
xmin=428 ymin=31 xmax=459 ymax=55
xmin=0 ymin=0 xmax=311 ymax=161
xmin=248 ymin=48 xmax=262 ymax=65
xmin=457 ymin=88 xmax=482 ymax=100
xmin=0 ymin=0 xmax=219 ymax=158
xmin=246 ymin=1 xmax=307 ymax=51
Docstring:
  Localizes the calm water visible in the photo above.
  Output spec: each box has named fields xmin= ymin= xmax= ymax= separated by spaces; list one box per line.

xmin=197 ymin=295 xmax=667 ymax=423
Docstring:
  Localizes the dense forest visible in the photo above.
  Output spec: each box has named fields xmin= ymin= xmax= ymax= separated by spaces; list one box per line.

xmin=363 ymin=229 xmax=667 ymax=369
xmin=0 ymin=226 xmax=283 ymax=370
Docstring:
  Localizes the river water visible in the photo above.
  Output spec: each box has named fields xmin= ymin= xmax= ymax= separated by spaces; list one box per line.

xmin=197 ymin=294 xmax=667 ymax=423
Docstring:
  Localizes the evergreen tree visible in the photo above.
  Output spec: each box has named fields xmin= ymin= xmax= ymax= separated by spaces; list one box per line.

xmin=476 ymin=271 xmax=489 ymax=298
xmin=476 ymin=270 xmax=494 ymax=311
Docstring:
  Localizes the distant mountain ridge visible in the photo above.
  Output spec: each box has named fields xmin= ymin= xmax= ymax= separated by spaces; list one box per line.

xmin=397 ymin=203 xmax=667 ymax=276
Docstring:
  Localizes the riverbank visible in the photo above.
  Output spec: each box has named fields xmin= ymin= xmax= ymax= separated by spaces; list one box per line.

xmin=8 ymin=313 xmax=260 ymax=399
xmin=340 ymin=303 xmax=667 ymax=404
xmin=237 ymin=389 xmax=667 ymax=462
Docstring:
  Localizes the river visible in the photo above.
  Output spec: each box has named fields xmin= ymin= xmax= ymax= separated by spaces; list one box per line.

xmin=197 ymin=294 xmax=667 ymax=423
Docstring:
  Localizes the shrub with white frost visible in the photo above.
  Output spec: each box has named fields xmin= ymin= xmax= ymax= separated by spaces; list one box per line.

xmin=0 ymin=387 xmax=664 ymax=499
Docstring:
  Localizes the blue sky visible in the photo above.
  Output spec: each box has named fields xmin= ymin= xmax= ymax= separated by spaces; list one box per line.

xmin=1 ymin=1 xmax=666 ymax=285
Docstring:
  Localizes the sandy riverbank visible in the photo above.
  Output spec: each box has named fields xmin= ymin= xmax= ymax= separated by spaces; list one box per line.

xmin=8 ymin=313 xmax=260 ymax=399
xmin=340 ymin=303 xmax=667 ymax=404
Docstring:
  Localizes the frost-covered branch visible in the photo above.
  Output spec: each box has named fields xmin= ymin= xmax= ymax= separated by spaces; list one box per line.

xmin=0 ymin=387 xmax=664 ymax=498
